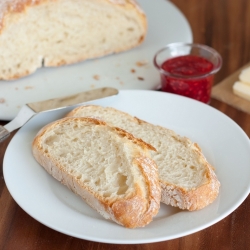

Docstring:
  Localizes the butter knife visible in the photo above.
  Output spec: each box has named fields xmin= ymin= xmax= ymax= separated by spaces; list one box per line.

xmin=0 ymin=87 xmax=119 ymax=142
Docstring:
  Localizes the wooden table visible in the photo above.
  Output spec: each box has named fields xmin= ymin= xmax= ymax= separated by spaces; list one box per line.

xmin=1 ymin=0 xmax=250 ymax=249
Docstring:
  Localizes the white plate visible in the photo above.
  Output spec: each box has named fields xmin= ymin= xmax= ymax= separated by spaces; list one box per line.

xmin=4 ymin=90 xmax=250 ymax=244
xmin=0 ymin=0 xmax=192 ymax=121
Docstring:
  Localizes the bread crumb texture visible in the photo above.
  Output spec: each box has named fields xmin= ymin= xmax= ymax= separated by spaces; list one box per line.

xmin=32 ymin=117 xmax=161 ymax=228
xmin=0 ymin=0 xmax=146 ymax=80
xmin=66 ymin=105 xmax=220 ymax=211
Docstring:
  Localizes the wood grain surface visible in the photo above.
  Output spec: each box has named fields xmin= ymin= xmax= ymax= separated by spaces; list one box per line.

xmin=1 ymin=0 xmax=250 ymax=249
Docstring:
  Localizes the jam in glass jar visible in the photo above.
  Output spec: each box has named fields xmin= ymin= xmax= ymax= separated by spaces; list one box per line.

xmin=154 ymin=43 xmax=222 ymax=103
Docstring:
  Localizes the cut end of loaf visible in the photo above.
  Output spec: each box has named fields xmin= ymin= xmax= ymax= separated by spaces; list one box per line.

xmin=32 ymin=117 xmax=160 ymax=228
xmin=0 ymin=0 xmax=147 ymax=80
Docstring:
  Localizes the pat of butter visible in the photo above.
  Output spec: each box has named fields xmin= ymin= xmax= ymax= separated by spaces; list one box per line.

xmin=239 ymin=67 xmax=250 ymax=85
xmin=233 ymin=81 xmax=250 ymax=101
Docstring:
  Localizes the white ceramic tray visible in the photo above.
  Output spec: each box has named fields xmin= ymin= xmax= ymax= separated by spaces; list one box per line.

xmin=0 ymin=0 xmax=192 ymax=120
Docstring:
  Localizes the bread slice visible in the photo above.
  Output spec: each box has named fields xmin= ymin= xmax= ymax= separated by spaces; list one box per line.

xmin=0 ymin=0 xmax=146 ymax=80
xmin=66 ymin=105 xmax=220 ymax=211
xmin=32 ymin=117 xmax=161 ymax=228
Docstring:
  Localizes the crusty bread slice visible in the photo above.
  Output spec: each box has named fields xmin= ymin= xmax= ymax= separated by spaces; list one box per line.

xmin=0 ymin=0 xmax=146 ymax=80
xmin=32 ymin=117 xmax=161 ymax=228
xmin=66 ymin=105 xmax=220 ymax=211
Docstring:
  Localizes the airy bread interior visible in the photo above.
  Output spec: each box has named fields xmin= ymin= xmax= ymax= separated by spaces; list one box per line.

xmin=0 ymin=0 xmax=146 ymax=79
xmin=66 ymin=105 xmax=220 ymax=211
xmin=32 ymin=117 xmax=161 ymax=228
xmin=91 ymin=111 xmax=206 ymax=189
xmin=42 ymin=119 xmax=143 ymax=199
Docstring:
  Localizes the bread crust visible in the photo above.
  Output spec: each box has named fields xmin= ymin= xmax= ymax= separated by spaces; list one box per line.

xmin=0 ymin=0 xmax=147 ymax=80
xmin=66 ymin=105 xmax=221 ymax=211
xmin=160 ymin=143 xmax=220 ymax=211
xmin=136 ymin=120 xmax=220 ymax=211
xmin=32 ymin=117 xmax=161 ymax=228
xmin=0 ymin=0 xmax=146 ymax=32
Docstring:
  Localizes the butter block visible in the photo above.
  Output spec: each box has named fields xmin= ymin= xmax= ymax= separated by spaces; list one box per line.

xmin=239 ymin=67 xmax=250 ymax=85
xmin=233 ymin=81 xmax=250 ymax=101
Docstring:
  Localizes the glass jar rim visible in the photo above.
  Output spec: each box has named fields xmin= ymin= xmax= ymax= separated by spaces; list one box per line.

xmin=153 ymin=43 xmax=223 ymax=79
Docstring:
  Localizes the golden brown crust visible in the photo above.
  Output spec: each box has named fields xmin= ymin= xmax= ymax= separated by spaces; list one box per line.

xmin=113 ymin=126 xmax=156 ymax=152
xmin=161 ymin=165 xmax=220 ymax=211
xmin=0 ymin=0 xmax=42 ymax=32
xmin=159 ymin=139 xmax=220 ymax=211
xmin=0 ymin=0 xmax=146 ymax=32
xmin=133 ymin=157 xmax=161 ymax=226
xmin=32 ymin=116 xmax=161 ymax=228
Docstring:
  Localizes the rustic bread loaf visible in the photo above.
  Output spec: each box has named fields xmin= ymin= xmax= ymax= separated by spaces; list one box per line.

xmin=0 ymin=0 xmax=146 ymax=80
xmin=32 ymin=117 xmax=161 ymax=228
xmin=66 ymin=105 xmax=220 ymax=211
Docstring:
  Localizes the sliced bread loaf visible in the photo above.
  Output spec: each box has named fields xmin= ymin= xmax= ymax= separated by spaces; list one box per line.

xmin=32 ymin=117 xmax=161 ymax=228
xmin=66 ymin=105 xmax=220 ymax=211
xmin=0 ymin=0 xmax=146 ymax=80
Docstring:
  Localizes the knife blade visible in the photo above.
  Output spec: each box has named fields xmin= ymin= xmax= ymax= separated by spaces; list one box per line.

xmin=0 ymin=87 xmax=119 ymax=142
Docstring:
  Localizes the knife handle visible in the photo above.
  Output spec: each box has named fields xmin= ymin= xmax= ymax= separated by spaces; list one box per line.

xmin=0 ymin=126 xmax=10 ymax=143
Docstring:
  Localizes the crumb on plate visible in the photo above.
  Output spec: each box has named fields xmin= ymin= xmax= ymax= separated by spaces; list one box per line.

xmin=136 ymin=60 xmax=148 ymax=67
xmin=0 ymin=98 xmax=5 ymax=104
xmin=25 ymin=86 xmax=33 ymax=90
xmin=93 ymin=75 xmax=100 ymax=80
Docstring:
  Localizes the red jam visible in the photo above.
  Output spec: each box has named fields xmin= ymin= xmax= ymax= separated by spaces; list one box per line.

xmin=160 ymin=55 xmax=214 ymax=103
